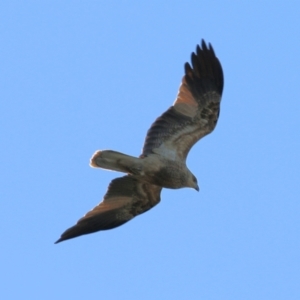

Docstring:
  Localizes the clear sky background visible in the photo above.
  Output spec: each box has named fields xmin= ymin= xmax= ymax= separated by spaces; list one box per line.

xmin=1 ymin=1 xmax=300 ymax=299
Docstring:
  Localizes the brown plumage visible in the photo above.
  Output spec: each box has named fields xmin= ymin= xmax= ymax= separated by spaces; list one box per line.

xmin=55 ymin=39 xmax=223 ymax=243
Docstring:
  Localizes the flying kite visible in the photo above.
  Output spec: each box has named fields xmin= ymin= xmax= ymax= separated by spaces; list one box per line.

xmin=55 ymin=40 xmax=224 ymax=243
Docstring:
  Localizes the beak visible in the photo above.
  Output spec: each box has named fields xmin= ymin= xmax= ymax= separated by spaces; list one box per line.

xmin=195 ymin=184 xmax=200 ymax=192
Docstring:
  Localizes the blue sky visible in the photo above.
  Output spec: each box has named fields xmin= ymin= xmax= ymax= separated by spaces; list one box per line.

xmin=1 ymin=1 xmax=300 ymax=299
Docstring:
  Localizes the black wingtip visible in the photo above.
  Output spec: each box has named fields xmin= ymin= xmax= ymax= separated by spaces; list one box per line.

xmin=188 ymin=38 xmax=224 ymax=95
xmin=199 ymin=40 xmax=215 ymax=55
xmin=54 ymin=224 xmax=82 ymax=244
xmin=54 ymin=231 xmax=80 ymax=244
xmin=54 ymin=238 xmax=63 ymax=244
xmin=201 ymin=39 xmax=208 ymax=51
xmin=54 ymin=226 xmax=81 ymax=244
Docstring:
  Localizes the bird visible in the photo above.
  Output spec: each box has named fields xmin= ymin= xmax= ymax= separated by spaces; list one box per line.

xmin=55 ymin=39 xmax=224 ymax=244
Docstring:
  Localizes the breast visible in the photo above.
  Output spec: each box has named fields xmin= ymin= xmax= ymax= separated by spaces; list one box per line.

xmin=142 ymin=155 xmax=188 ymax=189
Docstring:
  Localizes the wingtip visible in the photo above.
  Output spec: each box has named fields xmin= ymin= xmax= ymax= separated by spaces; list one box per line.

xmin=199 ymin=39 xmax=214 ymax=53
xmin=201 ymin=39 xmax=208 ymax=50
xmin=54 ymin=237 xmax=63 ymax=244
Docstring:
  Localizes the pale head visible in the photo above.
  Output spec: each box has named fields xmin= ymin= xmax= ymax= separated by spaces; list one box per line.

xmin=187 ymin=170 xmax=199 ymax=191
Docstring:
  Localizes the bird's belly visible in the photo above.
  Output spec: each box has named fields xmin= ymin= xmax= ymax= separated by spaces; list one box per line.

xmin=142 ymin=156 xmax=186 ymax=189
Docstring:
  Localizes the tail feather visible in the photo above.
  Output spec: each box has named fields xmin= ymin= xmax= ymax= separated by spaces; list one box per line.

xmin=90 ymin=150 xmax=142 ymax=175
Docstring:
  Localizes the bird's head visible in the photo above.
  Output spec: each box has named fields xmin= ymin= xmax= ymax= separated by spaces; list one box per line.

xmin=187 ymin=172 xmax=199 ymax=191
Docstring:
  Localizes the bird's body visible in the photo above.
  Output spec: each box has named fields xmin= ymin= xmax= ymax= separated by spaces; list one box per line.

xmin=55 ymin=40 xmax=224 ymax=243
xmin=90 ymin=150 xmax=195 ymax=189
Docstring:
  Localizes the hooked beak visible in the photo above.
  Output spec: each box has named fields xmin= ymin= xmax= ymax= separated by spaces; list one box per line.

xmin=194 ymin=184 xmax=200 ymax=192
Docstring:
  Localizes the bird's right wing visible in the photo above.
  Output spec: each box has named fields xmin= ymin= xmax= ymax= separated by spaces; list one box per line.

xmin=141 ymin=40 xmax=223 ymax=161
xmin=55 ymin=176 xmax=162 ymax=243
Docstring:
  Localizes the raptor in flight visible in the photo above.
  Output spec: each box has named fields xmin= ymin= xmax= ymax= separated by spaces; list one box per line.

xmin=55 ymin=40 xmax=224 ymax=243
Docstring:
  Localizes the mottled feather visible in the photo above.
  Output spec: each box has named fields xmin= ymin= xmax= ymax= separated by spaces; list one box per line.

xmin=142 ymin=40 xmax=223 ymax=161
xmin=55 ymin=176 xmax=161 ymax=243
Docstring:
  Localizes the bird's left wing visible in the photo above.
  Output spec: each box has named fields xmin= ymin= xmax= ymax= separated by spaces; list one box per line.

xmin=55 ymin=176 xmax=161 ymax=243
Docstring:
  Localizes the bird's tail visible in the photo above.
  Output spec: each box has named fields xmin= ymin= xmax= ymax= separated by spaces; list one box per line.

xmin=90 ymin=150 xmax=143 ymax=175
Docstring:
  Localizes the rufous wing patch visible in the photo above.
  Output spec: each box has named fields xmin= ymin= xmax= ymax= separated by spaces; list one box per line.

xmin=80 ymin=197 xmax=132 ymax=220
xmin=173 ymin=77 xmax=198 ymax=118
